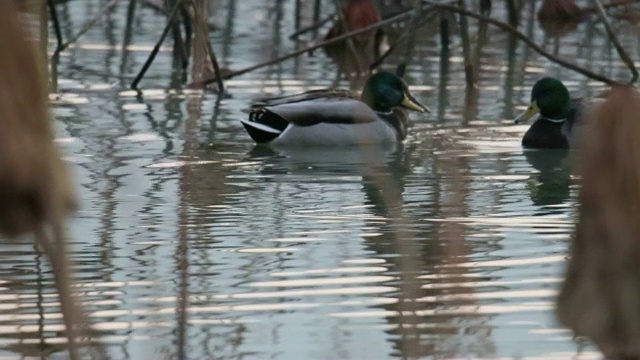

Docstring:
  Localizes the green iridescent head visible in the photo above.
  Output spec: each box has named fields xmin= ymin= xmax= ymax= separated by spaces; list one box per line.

xmin=515 ymin=77 xmax=571 ymax=123
xmin=361 ymin=71 xmax=430 ymax=113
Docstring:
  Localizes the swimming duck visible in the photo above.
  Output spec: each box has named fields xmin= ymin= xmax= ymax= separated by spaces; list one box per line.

xmin=515 ymin=77 xmax=585 ymax=149
xmin=240 ymin=71 xmax=429 ymax=146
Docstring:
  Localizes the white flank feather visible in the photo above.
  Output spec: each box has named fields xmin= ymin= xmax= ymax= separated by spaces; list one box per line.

xmin=240 ymin=119 xmax=282 ymax=134
xmin=271 ymin=121 xmax=397 ymax=146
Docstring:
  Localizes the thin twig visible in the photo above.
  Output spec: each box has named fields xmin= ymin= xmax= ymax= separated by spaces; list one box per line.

xmin=171 ymin=1 xmax=188 ymax=72
xmin=55 ymin=0 xmax=122 ymax=54
xmin=49 ymin=0 xmax=121 ymax=91
xmin=591 ymin=0 xmax=638 ymax=84
xmin=458 ymin=0 xmax=476 ymax=86
xmin=295 ymin=0 xmax=302 ymax=32
xmin=187 ymin=0 xmax=224 ymax=92
xmin=371 ymin=7 xmax=438 ymax=70
xmin=332 ymin=0 xmax=363 ymax=69
xmin=181 ymin=3 xmax=192 ymax=60
xmin=131 ymin=0 xmax=184 ymax=89
xmin=289 ymin=14 xmax=335 ymax=39
xmin=139 ymin=0 xmax=167 ymax=14
xmin=119 ymin=0 xmax=138 ymax=82
xmin=370 ymin=33 xmax=406 ymax=71
xmin=203 ymin=40 xmax=224 ymax=93
xmin=189 ymin=9 xmax=417 ymax=88
xmin=583 ymin=0 xmax=640 ymax=13
xmin=47 ymin=0 xmax=64 ymax=91
xmin=397 ymin=0 xmax=423 ymax=78
xmin=47 ymin=0 xmax=63 ymax=51
xmin=422 ymin=0 xmax=619 ymax=85
xmin=506 ymin=0 xmax=518 ymax=26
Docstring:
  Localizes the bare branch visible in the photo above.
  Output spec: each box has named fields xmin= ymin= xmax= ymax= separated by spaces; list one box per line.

xmin=422 ymin=0 xmax=620 ymax=85
xmin=591 ymin=0 xmax=638 ymax=84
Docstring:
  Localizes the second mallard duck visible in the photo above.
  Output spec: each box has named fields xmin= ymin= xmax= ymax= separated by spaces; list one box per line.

xmin=515 ymin=77 xmax=587 ymax=149
xmin=240 ymin=72 xmax=429 ymax=146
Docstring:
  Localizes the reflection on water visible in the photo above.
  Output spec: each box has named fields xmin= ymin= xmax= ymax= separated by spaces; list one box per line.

xmin=2 ymin=0 xmax=638 ymax=358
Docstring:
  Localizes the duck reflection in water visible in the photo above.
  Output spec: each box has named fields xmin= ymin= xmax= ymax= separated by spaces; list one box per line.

xmin=556 ymin=86 xmax=640 ymax=360
xmin=247 ymin=142 xmax=401 ymax=176
xmin=524 ymin=149 xmax=572 ymax=207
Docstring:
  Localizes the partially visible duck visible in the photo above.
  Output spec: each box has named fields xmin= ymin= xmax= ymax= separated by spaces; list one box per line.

xmin=515 ymin=77 xmax=587 ymax=149
xmin=241 ymin=71 xmax=429 ymax=146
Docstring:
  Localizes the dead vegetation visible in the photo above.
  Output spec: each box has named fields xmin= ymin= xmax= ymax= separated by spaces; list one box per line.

xmin=557 ymin=86 xmax=640 ymax=360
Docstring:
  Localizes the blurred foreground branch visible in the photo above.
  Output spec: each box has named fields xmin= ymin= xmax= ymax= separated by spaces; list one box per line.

xmin=0 ymin=2 xmax=105 ymax=359
xmin=557 ymin=85 xmax=640 ymax=359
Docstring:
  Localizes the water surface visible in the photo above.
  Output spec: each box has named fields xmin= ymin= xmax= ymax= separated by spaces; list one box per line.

xmin=1 ymin=0 xmax=638 ymax=358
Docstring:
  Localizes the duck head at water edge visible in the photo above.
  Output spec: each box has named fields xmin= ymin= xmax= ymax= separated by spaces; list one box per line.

xmin=515 ymin=77 xmax=585 ymax=149
xmin=240 ymin=71 xmax=430 ymax=146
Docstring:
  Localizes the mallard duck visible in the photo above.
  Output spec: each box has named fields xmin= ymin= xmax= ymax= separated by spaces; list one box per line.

xmin=514 ymin=77 xmax=586 ymax=149
xmin=240 ymin=71 xmax=429 ymax=146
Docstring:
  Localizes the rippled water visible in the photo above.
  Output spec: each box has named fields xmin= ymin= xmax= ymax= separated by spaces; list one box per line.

xmin=1 ymin=0 xmax=639 ymax=359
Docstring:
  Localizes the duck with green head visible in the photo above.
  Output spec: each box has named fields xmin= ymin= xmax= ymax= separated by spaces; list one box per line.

xmin=241 ymin=71 xmax=430 ymax=146
xmin=515 ymin=77 xmax=585 ymax=149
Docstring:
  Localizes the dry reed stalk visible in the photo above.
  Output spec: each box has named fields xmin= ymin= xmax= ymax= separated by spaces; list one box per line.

xmin=0 ymin=1 xmax=75 ymax=239
xmin=188 ymin=0 xmax=224 ymax=92
xmin=591 ymin=0 xmax=639 ymax=83
xmin=457 ymin=0 xmax=475 ymax=86
xmin=557 ymin=86 xmax=640 ymax=360
xmin=0 ymin=2 xmax=103 ymax=359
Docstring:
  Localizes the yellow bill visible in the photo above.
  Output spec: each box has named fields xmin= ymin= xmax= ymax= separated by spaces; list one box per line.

xmin=514 ymin=101 xmax=540 ymax=124
xmin=401 ymin=92 xmax=430 ymax=113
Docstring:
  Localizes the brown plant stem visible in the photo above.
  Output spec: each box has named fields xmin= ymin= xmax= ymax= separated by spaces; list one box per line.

xmin=54 ymin=0 xmax=121 ymax=54
xmin=189 ymin=9 xmax=415 ymax=88
xmin=332 ymin=0 xmax=363 ymax=70
xmin=591 ymin=0 xmax=638 ymax=84
xmin=458 ymin=0 xmax=476 ymax=86
xmin=397 ymin=0 xmax=424 ymax=78
xmin=289 ymin=14 xmax=335 ymax=39
xmin=131 ymin=0 xmax=184 ymax=89
xmin=187 ymin=0 xmax=224 ymax=92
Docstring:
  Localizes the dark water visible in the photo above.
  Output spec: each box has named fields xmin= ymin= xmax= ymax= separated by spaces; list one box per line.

xmin=1 ymin=0 xmax=638 ymax=359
